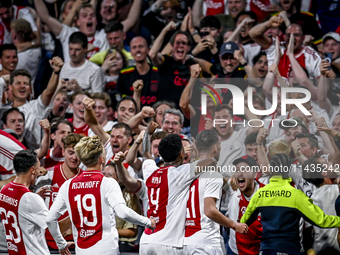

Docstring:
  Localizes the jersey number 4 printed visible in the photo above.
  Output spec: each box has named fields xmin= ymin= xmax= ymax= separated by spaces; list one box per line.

xmin=0 ymin=209 xmax=21 ymax=243
xmin=75 ymin=194 xmax=98 ymax=227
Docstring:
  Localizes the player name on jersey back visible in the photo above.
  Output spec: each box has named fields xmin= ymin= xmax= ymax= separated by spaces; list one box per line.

xmin=0 ymin=193 xmax=18 ymax=206
xmin=71 ymin=180 xmax=101 ymax=189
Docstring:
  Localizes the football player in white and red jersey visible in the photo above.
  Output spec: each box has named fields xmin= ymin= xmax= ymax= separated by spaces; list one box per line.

xmin=228 ymin=155 xmax=265 ymax=255
xmin=139 ymin=134 xmax=217 ymax=254
xmin=46 ymin=135 xmax=155 ymax=255
xmin=183 ymin=130 xmax=248 ymax=255
xmin=35 ymin=133 xmax=84 ymax=250
xmin=41 ymin=119 xmax=73 ymax=169
xmin=0 ymin=150 xmax=49 ymax=254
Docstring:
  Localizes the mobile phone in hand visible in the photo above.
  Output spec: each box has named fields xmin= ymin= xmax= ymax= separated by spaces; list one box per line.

xmin=324 ymin=52 xmax=332 ymax=70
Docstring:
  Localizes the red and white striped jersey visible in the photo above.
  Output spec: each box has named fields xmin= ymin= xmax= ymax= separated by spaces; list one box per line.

xmin=49 ymin=170 xmax=125 ymax=254
xmin=40 ymin=148 xmax=64 ymax=169
xmin=228 ymin=181 xmax=265 ymax=255
xmin=35 ymin=164 xmax=82 ymax=249
xmin=140 ymin=160 xmax=196 ymax=247
xmin=0 ymin=130 xmax=26 ymax=177
xmin=184 ymin=171 xmax=223 ymax=246
xmin=265 ymin=38 xmax=321 ymax=79
xmin=0 ymin=182 xmax=49 ymax=255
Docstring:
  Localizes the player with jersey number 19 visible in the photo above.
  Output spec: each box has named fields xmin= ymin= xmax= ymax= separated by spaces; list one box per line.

xmin=0 ymin=150 xmax=52 ymax=254
xmin=47 ymin=135 xmax=156 ymax=255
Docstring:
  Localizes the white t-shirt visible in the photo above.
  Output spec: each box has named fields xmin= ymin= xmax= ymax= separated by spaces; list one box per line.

xmin=140 ymin=160 xmax=196 ymax=247
xmin=48 ymin=171 xmax=125 ymax=254
xmin=217 ymin=128 xmax=248 ymax=175
xmin=17 ymin=48 xmax=42 ymax=86
xmin=56 ymin=24 xmax=109 ymax=63
xmin=183 ymin=171 xmax=223 ymax=247
xmin=88 ymin=121 xmax=116 ymax=137
xmin=290 ymin=164 xmax=317 ymax=198
xmin=60 ymin=60 xmax=105 ymax=93
xmin=0 ymin=182 xmax=49 ymax=255
xmin=311 ymin=185 xmax=340 ymax=253
xmin=243 ymin=43 xmax=262 ymax=66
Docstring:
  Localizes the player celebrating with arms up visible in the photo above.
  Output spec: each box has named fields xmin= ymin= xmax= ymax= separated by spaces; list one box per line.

xmin=47 ymin=135 xmax=155 ymax=255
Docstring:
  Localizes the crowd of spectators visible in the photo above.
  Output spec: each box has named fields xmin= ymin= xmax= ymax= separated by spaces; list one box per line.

xmin=2 ymin=0 xmax=340 ymax=254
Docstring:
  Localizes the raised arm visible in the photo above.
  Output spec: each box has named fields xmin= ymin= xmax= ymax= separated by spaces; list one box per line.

xmin=191 ymin=56 xmax=213 ymax=74
xmin=41 ymin=57 xmax=64 ymax=107
xmin=122 ymin=0 xmax=142 ymax=34
xmin=192 ymin=0 xmax=204 ymax=28
xmin=36 ymin=119 xmax=50 ymax=159
xmin=318 ymin=60 xmax=334 ymax=113
xmin=179 ymin=64 xmax=200 ymax=119
xmin=256 ymin=128 xmax=270 ymax=174
xmin=34 ymin=0 xmax=63 ymax=36
xmin=113 ymin=151 xmax=141 ymax=193
xmin=83 ymin=97 xmax=110 ymax=143
xmin=132 ymin=80 xmax=143 ymax=113
xmin=287 ymin=35 xmax=317 ymax=100
xmin=249 ymin=16 xmax=283 ymax=49
xmin=125 ymin=131 xmax=144 ymax=172
xmin=244 ymin=104 xmax=262 ymax=135
xmin=63 ymin=0 xmax=85 ymax=26
xmin=149 ymin=21 xmax=177 ymax=66
xmin=126 ymin=106 xmax=155 ymax=130
xmin=227 ymin=17 xmax=255 ymax=43
xmin=234 ymin=50 xmax=262 ymax=87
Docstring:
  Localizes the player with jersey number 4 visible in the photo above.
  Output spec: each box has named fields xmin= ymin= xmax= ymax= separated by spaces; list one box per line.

xmin=46 ymin=135 xmax=156 ymax=255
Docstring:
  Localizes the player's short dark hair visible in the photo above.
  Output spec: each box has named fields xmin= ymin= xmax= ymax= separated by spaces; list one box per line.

xmin=151 ymin=131 xmax=168 ymax=143
xmin=116 ymin=96 xmax=137 ymax=112
xmin=295 ymin=133 xmax=318 ymax=149
xmin=51 ymin=119 xmax=73 ymax=134
xmin=69 ymin=31 xmax=88 ymax=49
xmin=244 ymin=132 xmax=267 ymax=146
xmin=196 ymin=130 xmax=219 ymax=153
xmin=1 ymin=108 xmax=25 ymax=125
xmin=302 ymin=156 xmax=324 ymax=187
xmin=70 ymin=91 xmax=91 ymax=104
xmin=199 ymin=15 xmax=221 ymax=30
xmin=105 ymin=21 xmax=124 ymax=33
xmin=111 ymin=123 xmax=132 ymax=138
xmin=170 ymin=31 xmax=193 ymax=47
xmin=158 ymin=134 xmax=183 ymax=162
xmin=13 ymin=149 xmax=38 ymax=174
xmin=10 ymin=69 xmax=31 ymax=85
xmin=105 ymin=161 xmax=117 ymax=169
xmin=213 ymin=104 xmax=233 ymax=118
xmin=269 ymin=153 xmax=291 ymax=178
xmin=236 ymin=11 xmax=258 ymax=26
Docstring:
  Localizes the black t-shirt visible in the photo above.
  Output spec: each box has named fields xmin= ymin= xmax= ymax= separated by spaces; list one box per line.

xmin=115 ymin=65 xmax=160 ymax=107
xmin=157 ymin=55 xmax=195 ymax=106
xmin=210 ymin=63 xmax=248 ymax=104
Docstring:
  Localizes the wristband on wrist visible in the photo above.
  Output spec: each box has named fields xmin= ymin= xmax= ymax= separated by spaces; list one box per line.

xmin=256 ymin=142 xmax=263 ymax=145
xmin=53 ymin=70 xmax=61 ymax=75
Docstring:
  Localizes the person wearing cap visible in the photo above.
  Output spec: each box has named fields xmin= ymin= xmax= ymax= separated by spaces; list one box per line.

xmin=318 ymin=32 xmax=340 ymax=122
xmin=227 ymin=155 xmax=265 ymax=255
xmin=192 ymin=41 xmax=247 ymax=104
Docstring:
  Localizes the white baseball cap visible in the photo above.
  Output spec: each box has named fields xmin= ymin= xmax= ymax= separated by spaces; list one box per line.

xmin=322 ymin=32 xmax=340 ymax=44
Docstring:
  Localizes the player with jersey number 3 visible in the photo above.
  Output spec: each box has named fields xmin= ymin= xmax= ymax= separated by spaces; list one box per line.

xmin=46 ymin=135 xmax=156 ymax=255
